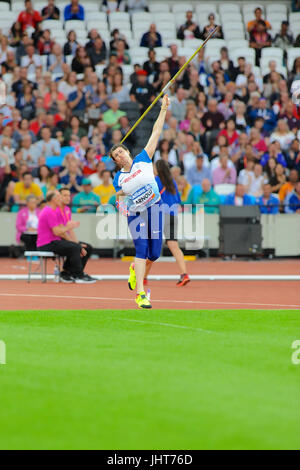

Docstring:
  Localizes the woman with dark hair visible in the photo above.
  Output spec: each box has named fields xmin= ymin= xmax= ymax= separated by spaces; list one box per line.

xmin=269 ymin=163 xmax=287 ymax=193
xmin=110 ymin=94 xmax=170 ymax=309
xmin=218 ymin=118 xmax=240 ymax=146
xmin=64 ymin=30 xmax=78 ymax=57
xmin=153 ymin=139 xmax=178 ymax=167
xmin=202 ymin=13 xmax=223 ymax=39
xmin=110 ymin=29 xmax=129 ymax=52
xmin=71 ymin=46 xmax=93 ymax=74
xmin=9 ymin=22 xmax=22 ymax=47
xmin=145 ymin=159 xmax=190 ymax=286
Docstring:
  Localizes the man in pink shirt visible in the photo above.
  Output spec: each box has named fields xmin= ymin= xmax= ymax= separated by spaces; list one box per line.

xmin=37 ymin=191 xmax=95 ymax=283
xmin=56 ymin=187 xmax=95 ymax=283
xmin=212 ymin=150 xmax=237 ymax=186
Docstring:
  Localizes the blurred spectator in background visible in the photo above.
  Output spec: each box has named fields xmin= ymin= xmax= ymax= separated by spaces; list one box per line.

xmin=64 ymin=0 xmax=85 ymax=21
xmin=63 ymin=30 xmax=78 ymax=57
xmin=247 ymin=7 xmax=272 ymax=33
xmin=21 ymin=44 xmax=42 ymax=74
xmin=278 ymin=168 xmax=299 ymax=203
xmin=292 ymin=0 xmax=300 ymax=12
xmin=88 ymin=37 xmax=107 ymax=66
xmin=16 ymin=195 xmax=40 ymax=250
xmin=249 ymin=20 xmax=272 ymax=66
xmin=68 ymin=79 xmax=87 ymax=119
xmin=202 ymin=13 xmax=223 ymax=40
xmin=143 ymin=49 xmax=160 ymax=79
xmin=186 ymin=154 xmax=211 ymax=186
xmin=37 ymin=29 xmax=54 ymax=56
xmin=35 ymin=126 xmax=61 ymax=159
xmin=269 ymin=163 xmax=287 ymax=194
xmin=154 ymin=139 xmax=178 ymax=167
xmin=72 ymin=46 xmax=93 ymax=74
xmin=285 ymin=181 xmax=300 ymax=213
xmin=270 ymin=119 xmax=295 ymax=151
xmin=130 ymin=70 xmax=155 ymax=112
xmin=102 ymin=98 xmax=126 ymax=130
xmin=256 ymin=183 xmax=279 ymax=214
xmin=140 ymin=24 xmax=162 ymax=48
xmin=72 ymin=178 xmax=100 ymax=213
xmin=89 ymin=160 xmax=106 ymax=188
xmin=41 ymin=0 xmax=60 ymax=20
xmin=224 ymin=184 xmax=254 ymax=206
xmin=273 ymin=21 xmax=293 ymax=56
xmin=189 ymin=179 xmax=220 ymax=214
xmin=18 ymin=0 xmax=42 ymax=33
xmin=48 ymin=44 xmax=65 ymax=76
xmin=13 ymin=171 xmax=43 ymax=206
xmin=101 ymin=0 xmax=125 ymax=13
xmin=94 ymin=170 xmax=115 ymax=204
xmin=177 ymin=10 xmax=202 ymax=40
xmin=212 ymin=151 xmax=237 ymax=186
xmin=127 ymin=0 xmax=148 ymax=12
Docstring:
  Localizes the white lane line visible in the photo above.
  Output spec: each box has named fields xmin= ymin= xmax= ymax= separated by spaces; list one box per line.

xmin=0 ymin=293 xmax=300 ymax=309
xmin=114 ymin=317 xmax=213 ymax=334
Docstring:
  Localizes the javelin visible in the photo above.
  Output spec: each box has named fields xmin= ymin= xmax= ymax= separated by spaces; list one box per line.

xmin=121 ymin=26 xmax=219 ymax=144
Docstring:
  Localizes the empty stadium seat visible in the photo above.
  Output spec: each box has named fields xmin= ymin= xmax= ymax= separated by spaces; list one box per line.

xmin=242 ymin=4 xmax=265 ymax=16
xmin=65 ymin=20 xmax=86 ymax=32
xmin=287 ymin=48 xmax=300 ymax=71
xmin=172 ymin=4 xmax=194 ymax=14
xmin=195 ymin=4 xmax=218 ymax=16
xmin=260 ymin=57 xmax=283 ymax=71
xmin=232 ymin=48 xmax=255 ymax=66
xmin=86 ymin=12 xmax=107 ymax=22
xmin=149 ymin=4 xmax=170 ymax=13
xmin=42 ymin=20 xmax=63 ymax=30
xmin=266 ymin=4 xmax=287 ymax=16
xmin=261 ymin=47 xmax=284 ymax=64
xmin=219 ymin=4 xmax=241 ymax=15
xmin=0 ymin=2 xmax=10 ymax=10
xmin=226 ymin=39 xmax=249 ymax=51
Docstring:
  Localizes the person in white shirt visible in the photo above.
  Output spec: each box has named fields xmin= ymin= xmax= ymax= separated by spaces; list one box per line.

xmin=89 ymin=161 xmax=107 ymax=188
xmin=21 ymin=45 xmax=42 ymax=74
xmin=270 ymin=119 xmax=295 ymax=151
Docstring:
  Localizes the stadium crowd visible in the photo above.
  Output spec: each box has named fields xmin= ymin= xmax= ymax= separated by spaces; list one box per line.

xmin=0 ymin=0 xmax=300 ymax=237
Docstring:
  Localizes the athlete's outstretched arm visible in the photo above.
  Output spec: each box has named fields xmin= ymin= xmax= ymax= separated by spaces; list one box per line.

xmin=145 ymin=95 xmax=170 ymax=159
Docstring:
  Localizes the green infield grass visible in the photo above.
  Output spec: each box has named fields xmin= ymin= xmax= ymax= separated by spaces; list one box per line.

xmin=0 ymin=309 xmax=299 ymax=450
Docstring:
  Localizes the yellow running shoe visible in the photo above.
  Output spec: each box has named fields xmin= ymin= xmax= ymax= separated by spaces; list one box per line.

xmin=128 ymin=262 xmax=136 ymax=291
xmin=135 ymin=291 xmax=152 ymax=309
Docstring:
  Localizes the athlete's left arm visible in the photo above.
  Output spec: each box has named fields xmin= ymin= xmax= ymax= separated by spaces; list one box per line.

xmin=145 ymin=94 xmax=170 ymax=159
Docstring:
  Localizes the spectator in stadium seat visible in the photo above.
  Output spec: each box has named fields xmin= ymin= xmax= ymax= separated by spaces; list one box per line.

xmin=249 ymin=20 xmax=272 ymax=66
xmin=218 ymin=47 xmax=236 ymax=82
xmin=268 ymin=163 xmax=287 ymax=194
xmin=63 ymin=30 xmax=78 ymax=57
xmin=19 ymin=135 xmax=39 ymax=166
xmin=188 ymin=178 xmax=220 ymax=214
xmin=284 ymin=181 xmax=300 ymax=213
xmin=72 ymin=46 xmax=93 ymax=74
xmin=13 ymin=171 xmax=43 ymax=206
xmin=273 ymin=21 xmax=293 ymax=54
xmin=263 ymin=61 xmax=285 ymax=85
xmin=270 ymin=120 xmax=295 ymax=151
xmin=202 ymin=13 xmax=223 ymax=40
xmin=212 ymin=152 xmax=237 ymax=186
xmin=48 ymin=44 xmax=65 ymax=75
xmin=18 ymin=0 xmax=42 ymax=33
xmin=169 ymin=88 xmax=186 ymax=123
xmin=37 ymin=29 xmax=54 ymax=56
xmin=224 ymin=184 xmax=254 ymax=206
xmin=93 ymin=170 xmax=115 ymax=204
xmin=143 ymin=48 xmax=160 ymax=79
xmin=102 ymin=98 xmax=126 ymax=130
xmin=153 ymin=139 xmax=178 ymax=168
xmin=292 ymin=0 xmax=300 ymax=11
xmin=87 ymin=37 xmax=107 ymax=67
xmin=279 ymin=101 xmax=300 ymax=133
xmin=176 ymin=175 xmax=191 ymax=203
xmin=127 ymin=0 xmax=148 ymax=12
xmin=286 ymin=139 xmax=300 ymax=170
xmin=218 ymin=118 xmax=239 ymax=146
xmin=41 ymin=0 xmax=60 ymax=20
xmin=186 ymin=154 xmax=211 ymax=187
xmin=64 ymin=0 xmax=85 ymax=21
xmin=256 ymin=183 xmax=279 ymax=214
xmin=88 ymin=160 xmax=106 ymax=188
xmin=20 ymin=44 xmax=42 ymax=74
xmin=101 ymin=0 xmax=125 ymax=13
xmin=249 ymin=98 xmax=277 ymax=134
xmin=167 ymin=45 xmax=180 ymax=76
xmin=140 ymin=23 xmax=162 ymax=48
xmin=9 ymin=21 xmax=22 ymax=48
xmin=177 ymin=10 xmax=202 ymax=41
xmin=68 ymin=80 xmax=87 ymax=119
xmin=278 ymin=168 xmax=299 ymax=202
xmin=16 ymin=195 xmax=40 ymax=250
xmin=43 ymin=82 xmax=66 ymax=114
xmin=16 ymin=83 xmax=36 ymax=120
xmin=129 ymin=70 xmax=155 ymax=112
xmin=247 ymin=7 xmax=271 ymax=33
xmin=35 ymin=126 xmax=61 ymax=159
xmin=72 ymin=178 xmax=100 ymax=213
xmin=114 ymin=39 xmax=130 ymax=65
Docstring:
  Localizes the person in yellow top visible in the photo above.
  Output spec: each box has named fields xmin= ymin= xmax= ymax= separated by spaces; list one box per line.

xmin=247 ymin=7 xmax=272 ymax=33
xmin=93 ymin=169 xmax=115 ymax=204
xmin=14 ymin=172 xmax=43 ymax=206
xmin=278 ymin=169 xmax=299 ymax=203
xmin=177 ymin=175 xmax=191 ymax=203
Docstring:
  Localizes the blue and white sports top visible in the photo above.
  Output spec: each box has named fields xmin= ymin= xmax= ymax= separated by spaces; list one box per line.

xmin=113 ymin=149 xmax=161 ymax=213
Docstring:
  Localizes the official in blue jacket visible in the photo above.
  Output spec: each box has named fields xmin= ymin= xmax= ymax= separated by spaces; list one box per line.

xmin=224 ymin=185 xmax=255 ymax=206
xmin=256 ymin=183 xmax=279 ymax=214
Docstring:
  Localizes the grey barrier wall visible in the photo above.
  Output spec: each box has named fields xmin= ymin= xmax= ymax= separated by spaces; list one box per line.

xmin=0 ymin=212 xmax=299 ymax=257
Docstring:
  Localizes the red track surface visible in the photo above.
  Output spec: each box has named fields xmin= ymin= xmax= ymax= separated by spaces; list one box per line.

xmin=0 ymin=258 xmax=299 ymax=310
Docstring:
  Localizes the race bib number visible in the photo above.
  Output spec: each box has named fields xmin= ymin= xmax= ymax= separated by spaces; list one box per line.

xmin=132 ymin=184 xmax=155 ymax=207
